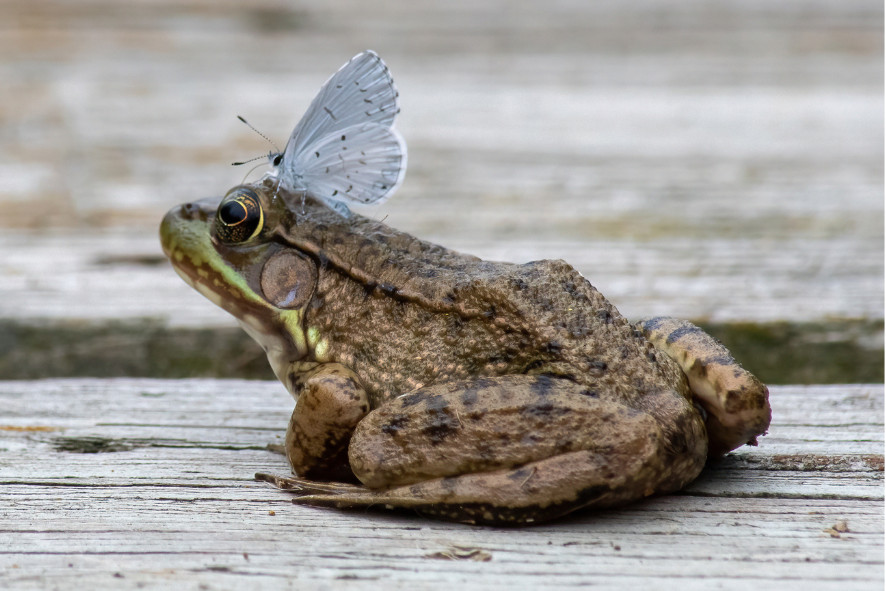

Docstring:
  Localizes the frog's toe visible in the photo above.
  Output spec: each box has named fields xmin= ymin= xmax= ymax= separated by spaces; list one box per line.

xmin=255 ymin=472 xmax=364 ymax=495
xmin=637 ymin=317 xmax=772 ymax=456
xmin=257 ymin=472 xmax=434 ymax=516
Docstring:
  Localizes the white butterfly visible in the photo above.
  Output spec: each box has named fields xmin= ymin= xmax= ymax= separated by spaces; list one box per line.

xmin=270 ymin=50 xmax=406 ymax=210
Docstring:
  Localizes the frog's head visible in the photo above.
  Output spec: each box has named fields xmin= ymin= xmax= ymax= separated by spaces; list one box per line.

xmin=160 ymin=180 xmax=319 ymax=384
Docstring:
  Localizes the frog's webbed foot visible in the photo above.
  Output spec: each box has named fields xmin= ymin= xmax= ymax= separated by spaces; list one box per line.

xmin=258 ymin=445 xmax=667 ymax=526
xmin=637 ymin=317 xmax=771 ymax=456
xmin=255 ymin=472 xmax=365 ymax=496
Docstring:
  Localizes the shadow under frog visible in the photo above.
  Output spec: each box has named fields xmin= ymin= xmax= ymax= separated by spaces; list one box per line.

xmin=160 ymin=179 xmax=771 ymax=525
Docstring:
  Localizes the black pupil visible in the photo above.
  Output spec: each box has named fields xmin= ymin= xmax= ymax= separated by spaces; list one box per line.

xmin=219 ymin=200 xmax=246 ymax=225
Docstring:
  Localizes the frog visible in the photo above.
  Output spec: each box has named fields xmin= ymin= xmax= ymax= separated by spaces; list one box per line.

xmin=159 ymin=178 xmax=771 ymax=525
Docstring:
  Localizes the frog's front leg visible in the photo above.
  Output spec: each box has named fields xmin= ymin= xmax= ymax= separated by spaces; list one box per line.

xmin=283 ymin=362 xmax=370 ymax=482
xmin=260 ymin=375 xmax=706 ymax=525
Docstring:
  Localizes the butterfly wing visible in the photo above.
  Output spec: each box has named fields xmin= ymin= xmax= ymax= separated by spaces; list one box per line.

xmin=278 ymin=50 xmax=401 ymax=191
xmin=291 ymin=123 xmax=406 ymax=205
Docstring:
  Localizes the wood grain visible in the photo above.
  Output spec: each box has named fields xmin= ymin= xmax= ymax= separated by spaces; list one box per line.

xmin=0 ymin=2 xmax=882 ymax=587
xmin=0 ymin=380 xmax=882 ymax=589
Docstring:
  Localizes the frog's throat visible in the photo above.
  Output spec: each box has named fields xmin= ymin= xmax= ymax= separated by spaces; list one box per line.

xmin=163 ymin=229 xmax=310 ymax=383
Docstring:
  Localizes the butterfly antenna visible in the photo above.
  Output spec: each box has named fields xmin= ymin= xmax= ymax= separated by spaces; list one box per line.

xmin=232 ymin=115 xmax=282 ymax=166
xmin=231 ymin=154 xmax=266 ymax=166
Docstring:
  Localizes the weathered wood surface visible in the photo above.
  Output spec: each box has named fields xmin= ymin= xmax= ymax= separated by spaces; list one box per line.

xmin=1 ymin=0 xmax=882 ymax=327
xmin=0 ymin=379 xmax=882 ymax=590
xmin=1 ymin=1 xmax=882 ymax=586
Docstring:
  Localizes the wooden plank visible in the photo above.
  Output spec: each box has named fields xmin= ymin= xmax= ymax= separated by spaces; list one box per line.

xmin=0 ymin=0 xmax=882 ymax=585
xmin=1 ymin=230 xmax=882 ymax=327
xmin=1 ymin=0 xmax=882 ymax=327
xmin=0 ymin=380 xmax=882 ymax=589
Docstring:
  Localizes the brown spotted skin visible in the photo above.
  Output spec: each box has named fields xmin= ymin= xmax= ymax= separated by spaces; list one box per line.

xmin=161 ymin=181 xmax=769 ymax=525
xmin=637 ymin=317 xmax=771 ymax=457
xmin=285 ymin=363 xmax=369 ymax=483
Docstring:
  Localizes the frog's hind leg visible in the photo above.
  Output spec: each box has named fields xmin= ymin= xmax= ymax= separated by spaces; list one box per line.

xmin=258 ymin=414 xmax=673 ymax=526
xmin=259 ymin=374 xmax=706 ymax=525
xmin=637 ymin=316 xmax=771 ymax=456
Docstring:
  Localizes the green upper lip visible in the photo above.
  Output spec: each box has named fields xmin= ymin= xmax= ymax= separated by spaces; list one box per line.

xmin=159 ymin=196 xmax=267 ymax=311
xmin=159 ymin=195 xmax=310 ymax=366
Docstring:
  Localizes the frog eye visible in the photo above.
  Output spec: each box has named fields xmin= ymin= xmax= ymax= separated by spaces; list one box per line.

xmin=215 ymin=187 xmax=264 ymax=243
xmin=260 ymin=251 xmax=317 ymax=309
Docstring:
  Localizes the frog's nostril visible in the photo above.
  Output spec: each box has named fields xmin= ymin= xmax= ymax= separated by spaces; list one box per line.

xmin=181 ymin=202 xmax=201 ymax=219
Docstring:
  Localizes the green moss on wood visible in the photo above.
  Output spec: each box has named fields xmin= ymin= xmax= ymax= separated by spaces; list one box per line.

xmin=0 ymin=318 xmax=880 ymax=384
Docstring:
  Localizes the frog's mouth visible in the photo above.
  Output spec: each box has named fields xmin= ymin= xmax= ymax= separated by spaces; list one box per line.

xmin=160 ymin=199 xmax=310 ymax=379
xmin=160 ymin=199 xmax=250 ymax=312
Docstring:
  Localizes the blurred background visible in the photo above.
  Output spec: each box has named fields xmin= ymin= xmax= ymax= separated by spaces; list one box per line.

xmin=0 ymin=0 xmax=882 ymax=383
